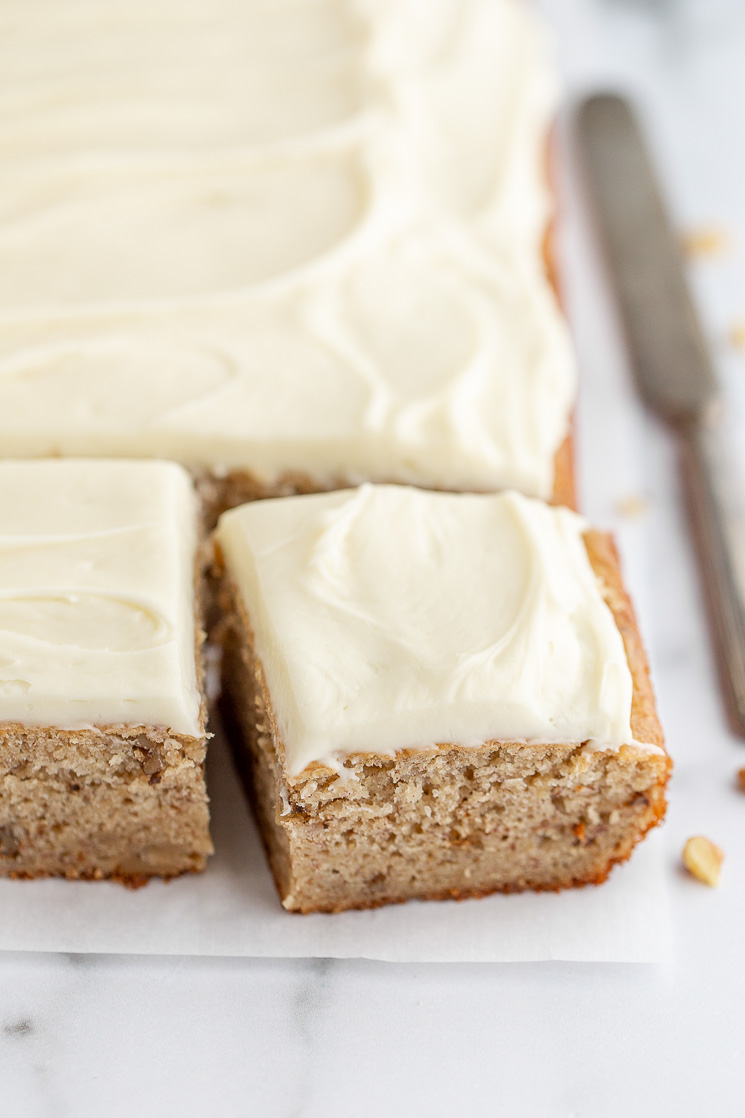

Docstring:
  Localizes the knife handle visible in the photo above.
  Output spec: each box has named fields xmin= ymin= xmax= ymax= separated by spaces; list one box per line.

xmin=680 ymin=407 xmax=745 ymax=734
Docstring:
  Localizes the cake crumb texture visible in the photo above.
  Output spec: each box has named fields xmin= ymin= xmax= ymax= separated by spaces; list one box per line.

xmin=0 ymin=724 xmax=212 ymax=881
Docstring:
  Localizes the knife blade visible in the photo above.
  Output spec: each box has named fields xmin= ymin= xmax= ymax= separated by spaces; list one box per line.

xmin=578 ymin=92 xmax=745 ymax=736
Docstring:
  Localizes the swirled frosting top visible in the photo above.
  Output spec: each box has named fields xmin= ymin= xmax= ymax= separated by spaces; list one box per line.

xmin=0 ymin=460 xmax=202 ymax=735
xmin=0 ymin=0 xmax=575 ymax=499
xmin=217 ymin=486 xmax=636 ymax=776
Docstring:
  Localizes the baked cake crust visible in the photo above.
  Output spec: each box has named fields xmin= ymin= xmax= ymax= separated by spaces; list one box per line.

xmin=216 ymin=530 xmax=669 ymax=914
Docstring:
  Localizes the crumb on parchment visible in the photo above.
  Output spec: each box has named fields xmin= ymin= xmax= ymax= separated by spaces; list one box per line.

xmin=617 ymin=495 xmax=648 ymax=519
xmin=681 ymin=226 xmax=730 ymax=258
xmin=729 ymin=322 xmax=745 ymax=350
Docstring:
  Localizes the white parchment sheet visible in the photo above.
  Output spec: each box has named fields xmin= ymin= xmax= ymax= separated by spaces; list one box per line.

xmin=0 ymin=723 xmax=671 ymax=963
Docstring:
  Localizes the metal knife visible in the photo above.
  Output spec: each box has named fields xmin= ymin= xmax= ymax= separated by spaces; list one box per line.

xmin=578 ymin=92 xmax=745 ymax=736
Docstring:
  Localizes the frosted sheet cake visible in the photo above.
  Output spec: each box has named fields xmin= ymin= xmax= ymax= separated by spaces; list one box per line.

xmin=215 ymin=486 xmax=669 ymax=913
xmin=0 ymin=460 xmax=212 ymax=882
xmin=0 ymin=0 xmax=576 ymax=515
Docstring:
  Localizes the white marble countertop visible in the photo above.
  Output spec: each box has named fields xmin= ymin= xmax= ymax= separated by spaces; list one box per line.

xmin=3 ymin=2 xmax=745 ymax=1114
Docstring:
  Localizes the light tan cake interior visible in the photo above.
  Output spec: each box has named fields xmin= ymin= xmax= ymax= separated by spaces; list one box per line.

xmin=0 ymin=721 xmax=212 ymax=883
xmin=216 ymin=530 xmax=669 ymax=914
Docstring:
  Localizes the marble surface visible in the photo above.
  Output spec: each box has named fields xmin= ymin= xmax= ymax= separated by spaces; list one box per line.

xmin=3 ymin=1 xmax=745 ymax=1114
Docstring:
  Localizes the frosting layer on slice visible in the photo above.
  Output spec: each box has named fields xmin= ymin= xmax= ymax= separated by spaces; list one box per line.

xmin=0 ymin=460 xmax=202 ymax=735
xmin=217 ymin=486 xmax=635 ymax=776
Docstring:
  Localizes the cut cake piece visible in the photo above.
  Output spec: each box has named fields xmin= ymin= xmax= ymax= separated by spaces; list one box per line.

xmin=0 ymin=459 xmax=212 ymax=882
xmin=215 ymin=485 xmax=669 ymax=914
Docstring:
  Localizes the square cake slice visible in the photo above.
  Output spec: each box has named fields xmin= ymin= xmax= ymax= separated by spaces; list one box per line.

xmin=0 ymin=459 xmax=212 ymax=882
xmin=215 ymin=485 xmax=670 ymax=914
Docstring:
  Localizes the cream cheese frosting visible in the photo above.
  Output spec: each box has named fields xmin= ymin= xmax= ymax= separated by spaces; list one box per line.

xmin=0 ymin=0 xmax=575 ymax=500
xmin=216 ymin=486 xmax=637 ymax=777
xmin=0 ymin=460 xmax=202 ymax=735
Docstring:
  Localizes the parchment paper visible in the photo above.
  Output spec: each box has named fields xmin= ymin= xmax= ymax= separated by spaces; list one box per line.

xmin=0 ymin=723 xmax=671 ymax=963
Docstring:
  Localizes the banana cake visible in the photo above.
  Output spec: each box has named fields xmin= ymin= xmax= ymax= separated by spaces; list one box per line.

xmin=0 ymin=0 xmax=575 ymax=517
xmin=214 ymin=485 xmax=669 ymax=914
xmin=0 ymin=459 xmax=212 ymax=882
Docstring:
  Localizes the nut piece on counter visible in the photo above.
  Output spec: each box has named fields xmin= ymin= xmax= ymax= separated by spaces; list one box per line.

xmin=730 ymin=322 xmax=745 ymax=350
xmin=683 ymin=836 xmax=724 ymax=887
xmin=680 ymin=226 xmax=730 ymax=258
xmin=616 ymin=494 xmax=649 ymax=520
